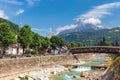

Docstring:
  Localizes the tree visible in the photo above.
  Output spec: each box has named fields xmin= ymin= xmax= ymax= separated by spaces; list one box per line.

xmin=0 ymin=22 xmax=17 ymax=54
xmin=50 ymin=36 xmax=64 ymax=50
xmin=41 ymin=37 xmax=50 ymax=54
xmin=67 ymin=42 xmax=77 ymax=49
xmin=30 ymin=33 xmax=42 ymax=55
xmin=98 ymin=37 xmax=107 ymax=46
xmin=76 ymin=42 xmax=85 ymax=47
xmin=18 ymin=24 xmax=33 ymax=53
xmin=107 ymin=42 xmax=113 ymax=46
xmin=115 ymin=41 xmax=120 ymax=46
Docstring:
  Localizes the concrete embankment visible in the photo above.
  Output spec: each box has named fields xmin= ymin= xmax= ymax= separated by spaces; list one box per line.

xmin=0 ymin=54 xmax=93 ymax=80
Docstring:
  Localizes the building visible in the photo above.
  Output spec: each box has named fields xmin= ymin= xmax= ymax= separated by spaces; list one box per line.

xmin=5 ymin=44 xmax=23 ymax=55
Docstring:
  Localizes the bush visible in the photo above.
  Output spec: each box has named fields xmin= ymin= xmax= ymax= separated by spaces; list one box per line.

xmin=50 ymin=71 xmax=54 ymax=74
xmin=25 ymin=49 xmax=31 ymax=54
xmin=4 ymin=54 xmax=17 ymax=58
xmin=31 ymin=50 xmax=37 ymax=55
xmin=108 ymin=54 xmax=120 ymax=60
xmin=19 ymin=77 xmax=28 ymax=80
xmin=24 ymin=49 xmax=37 ymax=57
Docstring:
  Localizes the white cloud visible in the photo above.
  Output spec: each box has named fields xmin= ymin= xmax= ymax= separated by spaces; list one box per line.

xmin=56 ymin=2 xmax=120 ymax=34
xmin=76 ymin=2 xmax=120 ymax=20
xmin=75 ymin=2 xmax=120 ymax=26
xmin=0 ymin=0 xmax=23 ymax=5
xmin=16 ymin=9 xmax=24 ymax=16
xmin=96 ymin=25 xmax=104 ymax=29
xmin=0 ymin=10 xmax=8 ymax=19
xmin=56 ymin=24 xmax=77 ymax=34
xmin=76 ymin=2 xmax=120 ymax=26
xmin=26 ymin=0 xmax=40 ymax=6
xmin=32 ymin=28 xmax=47 ymax=31
xmin=79 ymin=2 xmax=120 ymax=26
xmin=83 ymin=18 xmax=101 ymax=25
xmin=32 ymin=28 xmax=40 ymax=31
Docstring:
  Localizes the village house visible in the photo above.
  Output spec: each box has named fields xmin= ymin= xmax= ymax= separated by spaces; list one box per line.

xmin=49 ymin=44 xmax=68 ymax=54
xmin=0 ymin=44 xmax=23 ymax=55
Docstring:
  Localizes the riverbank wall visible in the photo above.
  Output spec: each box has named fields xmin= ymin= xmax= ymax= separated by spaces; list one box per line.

xmin=0 ymin=54 xmax=92 ymax=80
xmin=101 ymin=56 xmax=120 ymax=80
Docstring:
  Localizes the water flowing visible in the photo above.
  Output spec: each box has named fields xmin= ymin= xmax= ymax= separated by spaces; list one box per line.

xmin=53 ymin=54 xmax=108 ymax=80
xmin=71 ymin=66 xmax=91 ymax=72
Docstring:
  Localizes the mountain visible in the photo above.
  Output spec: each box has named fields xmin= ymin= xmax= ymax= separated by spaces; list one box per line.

xmin=0 ymin=18 xmax=19 ymax=34
xmin=58 ymin=27 xmax=120 ymax=45
xmin=58 ymin=20 xmax=105 ymax=35
xmin=58 ymin=19 xmax=120 ymax=45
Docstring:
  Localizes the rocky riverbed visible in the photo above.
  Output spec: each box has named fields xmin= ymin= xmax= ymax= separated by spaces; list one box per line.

xmin=0 ymin=54 xmax=102 ymax=80
xmin=1 ymin=65 xmax=68 ymax=80
xmin=52 ymin=54 xmax=108 ymax=80
xmin=80 ymin=70 xmax=104 ymax=80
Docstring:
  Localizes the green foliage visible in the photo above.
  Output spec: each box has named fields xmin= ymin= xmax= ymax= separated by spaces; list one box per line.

xmin=76 ymin=42 xmax=85 ymax=47
xmin=0 ymin=18 xmax=19 ymax=34
xmin=50 ymin=36 xmax=64 ymax=50
xmin=25 ymin=49 xmax=32 ymax=54
xmin=19 ymin=77 xmax=28 ymax=80
xmin=50 ymin=71 xmax=54 ymax=74
xmin=23 ymin=49 xmax=37 ymax=57
xmin=67 ymin=42 xmax=77 ymax=49
xmin=98 ymin=37 xmax=107 ymax=46
xmin=59 ymin=27 xmax=120 ymax=45
xmin=50 ymin=42 xmax=57 ymax=50
xmin=30 ymin=33 xmax=42 ymax=54
xmin=107 ymin=42 xmax=114 ymax=46
xmin=4 ymin=54 xmax=17 ymax=58
xmin=41 ymin=37 xmax=50 ymax=50
xmin=32 ymin=33 xmax=41 ymax=47
xmin=108 ymin=54 xmax=120 ymax=60
xmin=97 ymin=37 xmax=114 ymax=46
xmin=0 ymin=22 xmax=17 ymax=54
xmin=67 ymin=42 xmax=85 ymax=49
xmin=18 ymin=24 xmax=33 ymax=53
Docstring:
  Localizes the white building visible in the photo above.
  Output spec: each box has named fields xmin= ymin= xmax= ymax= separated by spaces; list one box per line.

xmin=6 ymin=44 xmax=23 ymax=55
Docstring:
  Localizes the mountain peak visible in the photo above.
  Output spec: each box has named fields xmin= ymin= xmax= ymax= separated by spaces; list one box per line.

xmin=58 ymin=19 xmax=106 ymax=35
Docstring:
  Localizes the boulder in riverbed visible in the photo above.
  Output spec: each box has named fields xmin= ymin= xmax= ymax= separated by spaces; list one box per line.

xmin=73 ymin=75 xmax=80 ymax=78
xmin=81 ymin=72 xmax=89 ymax=78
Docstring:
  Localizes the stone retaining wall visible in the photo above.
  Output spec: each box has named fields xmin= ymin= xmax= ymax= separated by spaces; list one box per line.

xmin=0 ymin=54 xmax=92 ymax=79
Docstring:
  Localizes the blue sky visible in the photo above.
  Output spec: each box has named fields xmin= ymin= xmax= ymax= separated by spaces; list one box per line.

xmin=0 ymin=0 xmax=120 ymax=36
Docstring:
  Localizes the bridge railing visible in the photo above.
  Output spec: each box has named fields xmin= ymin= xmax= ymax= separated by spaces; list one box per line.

xmin=70 ymin=46 xmax=120 ymax=54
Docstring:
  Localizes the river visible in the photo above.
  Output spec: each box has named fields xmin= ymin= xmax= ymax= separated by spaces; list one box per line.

xmin=53 ymin=54 xmax=108 ymax=80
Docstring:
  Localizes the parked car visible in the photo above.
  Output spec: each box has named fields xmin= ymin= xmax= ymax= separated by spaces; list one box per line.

xmin=0 ymin=53 xmax=3 ymax=59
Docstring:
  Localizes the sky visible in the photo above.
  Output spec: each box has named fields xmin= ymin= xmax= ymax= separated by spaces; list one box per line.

xmin=0 ymin=0 xmax=120 ymax=36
